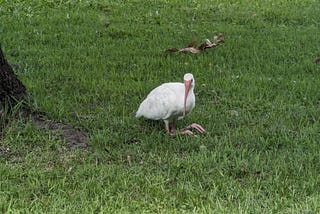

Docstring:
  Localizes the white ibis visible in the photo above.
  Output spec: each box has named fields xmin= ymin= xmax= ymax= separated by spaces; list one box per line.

xmin=136 ymin=73 xmax=205 ymax=135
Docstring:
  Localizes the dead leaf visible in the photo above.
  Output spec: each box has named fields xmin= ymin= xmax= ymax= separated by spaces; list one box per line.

xmin=185 ymin=40 xmax=197 ymax=48
xmin=179 ymin=47 xmax=200 ymax=54
xmin=164 ymin=33 xmax=225 ymax=54
xmin=197 ymin=42 xmax=207 ymax=50
xmin=164 ymin=48 xmax=179 ymax=53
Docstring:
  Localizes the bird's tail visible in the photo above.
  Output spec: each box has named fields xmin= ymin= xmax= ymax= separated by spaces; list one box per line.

xmin=135 ymin=110 xmax=141 ymax=118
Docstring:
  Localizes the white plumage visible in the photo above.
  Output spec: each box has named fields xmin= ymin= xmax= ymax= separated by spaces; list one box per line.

xmin=136 ymin=73 xmax=205 ymax=135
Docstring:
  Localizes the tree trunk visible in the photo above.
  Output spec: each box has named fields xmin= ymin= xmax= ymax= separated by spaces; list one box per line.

xmin=0 ymin=46 xmax=27 ymax=109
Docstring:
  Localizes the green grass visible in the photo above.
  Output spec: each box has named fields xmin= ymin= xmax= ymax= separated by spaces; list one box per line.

xmin=1 ymin=0 xmax=320 ymax=213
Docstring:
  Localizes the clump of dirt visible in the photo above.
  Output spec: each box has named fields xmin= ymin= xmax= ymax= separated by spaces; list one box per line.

xmin=0 ymin=46 xmax=88 ymax=149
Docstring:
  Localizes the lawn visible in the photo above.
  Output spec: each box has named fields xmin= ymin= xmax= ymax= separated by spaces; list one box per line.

xmin=1 ymin=0 xmax=320 ymax=213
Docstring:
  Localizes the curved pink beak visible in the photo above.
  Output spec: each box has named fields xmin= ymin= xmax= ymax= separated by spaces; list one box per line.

xmin=183 ymin=79 xmax=192 ymax=117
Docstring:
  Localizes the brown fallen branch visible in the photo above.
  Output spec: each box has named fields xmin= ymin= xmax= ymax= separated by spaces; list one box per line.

xmin=0 ymin=46 xmax=88 ymax=149
xmin=164 ymin=33 xmax=225 ymax=54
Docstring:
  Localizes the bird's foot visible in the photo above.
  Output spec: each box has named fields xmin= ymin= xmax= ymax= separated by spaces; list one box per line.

xmin=167 ymin=123 xmax=205 ymax=136
xmin=168 ymin=131 xmax=177 ymax=137
xmin=181 ymin=123 xmax=206 ymax=134
xmin=168 ymin=126 xmax=177 ymax=136
xmin=179 ymin=129 xmax=194 ymax=135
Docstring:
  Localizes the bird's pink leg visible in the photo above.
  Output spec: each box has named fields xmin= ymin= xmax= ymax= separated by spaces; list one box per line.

xmin=164 ymin=119 xmax=178 ymax=136
xmin=170 ymin=119 xmax=177 ymax=133
xmin=169 ymin=119 xmax=178 ymax=136
xmin=164 ymin=120 xmax=170 ymax=134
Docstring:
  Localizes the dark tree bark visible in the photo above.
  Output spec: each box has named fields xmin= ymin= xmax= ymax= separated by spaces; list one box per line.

xmin=0 ymin=46 xmax=27 ymax=108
